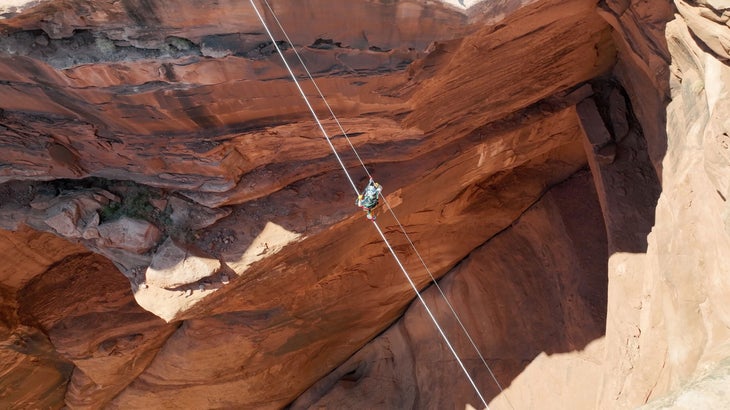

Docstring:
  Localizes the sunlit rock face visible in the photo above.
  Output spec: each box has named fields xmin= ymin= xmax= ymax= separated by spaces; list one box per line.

xmin=596 ymin=0 xmax=730 ymax=408
xmin=0 ymin=0 xmax=729 ymax=409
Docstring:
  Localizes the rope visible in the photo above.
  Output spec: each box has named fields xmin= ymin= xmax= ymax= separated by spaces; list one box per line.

xmin=247 ymin=1 xmax=493 ymax=408
xmin=247 ymin=0 xmax=359 ymax=196
xmin=257 ymin=1 xmax=507 ymax=397
xmin=259 ymin=0 xmax=372 ymax=179
xmin=379 ymin=198 xmax=508 ymax=394
xmin=370 ymin=220 xmax=489 ymax=409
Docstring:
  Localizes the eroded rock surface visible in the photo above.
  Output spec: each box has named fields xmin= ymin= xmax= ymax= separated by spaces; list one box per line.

xmin=145 ymin=238 xmax=221 ymax=289
xmin=17 ymin=252 xmax=178 ymax=408
xmin=0 ymin=0 xmax=729 ymax=409
xmin=96 ymin=216 xmax=161 ymax=253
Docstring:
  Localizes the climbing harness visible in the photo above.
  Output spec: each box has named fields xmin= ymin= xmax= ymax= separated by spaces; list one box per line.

xmin=356 ymin=178 xmax=382 ymax=220
xmin=247 ymin=1 xmax=511 ymax=408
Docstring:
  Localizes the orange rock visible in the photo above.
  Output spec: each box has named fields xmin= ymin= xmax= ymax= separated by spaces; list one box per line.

xmin=0 ymin=0 xmax=729 ymax=408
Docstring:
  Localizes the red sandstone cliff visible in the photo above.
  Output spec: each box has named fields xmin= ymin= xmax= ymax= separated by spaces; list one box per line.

xmin=1 ymin=0 xmax=729 ymax=408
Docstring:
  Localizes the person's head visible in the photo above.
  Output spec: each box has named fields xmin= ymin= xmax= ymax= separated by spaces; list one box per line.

xmin=374 ymin=182 xmax=380 ymax=188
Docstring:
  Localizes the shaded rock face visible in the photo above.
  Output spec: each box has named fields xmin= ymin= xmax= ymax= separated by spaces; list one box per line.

xmin=0 ymin=1 xmax=728 ymax=410
xmin=17 ymin=252 xmax=178 ymax=408
xmin=0 ymin=227 xmax=175 ymax=408
xmin=0 ymin=227 xmax=83 ymax=409
xmin=292 ymin=170 xmax=609 ymax=409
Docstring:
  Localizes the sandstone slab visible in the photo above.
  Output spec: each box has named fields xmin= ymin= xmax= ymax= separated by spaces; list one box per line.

xmin=145 ymin=238 xmax=221 ymax=289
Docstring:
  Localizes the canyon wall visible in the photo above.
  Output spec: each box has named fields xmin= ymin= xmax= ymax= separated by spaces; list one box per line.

xmin=602 ymin=0 xmax=730 ymax=407
xmin=0 ymin=0 xmax=729 ymax=409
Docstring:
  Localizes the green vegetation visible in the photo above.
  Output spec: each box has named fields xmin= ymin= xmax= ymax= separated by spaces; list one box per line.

xmin=54 ymin=177 xmax=196 ymax=242
xmin=94 ymin=37 xmax=116 ymax=54
xmin=99 ymin=186 xmax=172 ymax=229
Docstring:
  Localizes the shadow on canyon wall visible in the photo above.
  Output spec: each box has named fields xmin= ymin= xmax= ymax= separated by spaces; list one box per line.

xmin=286 ymin=18 xmax=671 ymax=410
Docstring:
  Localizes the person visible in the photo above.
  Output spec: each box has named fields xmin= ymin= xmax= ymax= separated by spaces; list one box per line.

xmin=356 ymin=177 xmax=382 ymax=220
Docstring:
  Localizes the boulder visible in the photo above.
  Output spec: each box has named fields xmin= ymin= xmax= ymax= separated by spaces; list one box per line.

xmin=145 ymin=238 xmax=221 ymax=289
xmin=43 ymin=202 xmax=82 ymax=237
xmin=39 ymin=189 xmax=116 ymax=238
xmin=96 ymin=217 xmax=161 ymax=254
xmin=168 ymin=196 xmax=231 ymax=231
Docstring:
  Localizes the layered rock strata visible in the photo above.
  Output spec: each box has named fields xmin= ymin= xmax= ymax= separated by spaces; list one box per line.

xmin=0 ymin=0 xmax=728 ymax=409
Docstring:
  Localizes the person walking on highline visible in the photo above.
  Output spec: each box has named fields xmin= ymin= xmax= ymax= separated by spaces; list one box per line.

xmin=356 ymin=177 xmax=383 ymax=221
